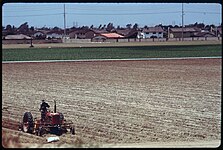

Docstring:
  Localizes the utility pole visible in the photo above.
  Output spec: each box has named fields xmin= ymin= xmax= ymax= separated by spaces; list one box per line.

xmin=181 ymin=3 xmax=184 ymax=41
xmin=63 ymin=4 xmax=66 ymax=38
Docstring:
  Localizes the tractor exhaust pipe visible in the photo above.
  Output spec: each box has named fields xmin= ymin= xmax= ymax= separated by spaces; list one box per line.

xmin=54 ymin=100 xmax=56 ymax=113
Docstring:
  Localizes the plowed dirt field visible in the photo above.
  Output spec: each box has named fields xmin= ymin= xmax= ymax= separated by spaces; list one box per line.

xmin=2 ymin=58 xmax=221 ymax=148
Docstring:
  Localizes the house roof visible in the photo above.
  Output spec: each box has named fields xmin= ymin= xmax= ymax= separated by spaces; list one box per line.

xmin=125 ymin=29 xmax=139 ymax=38
xmin=91 ymin=29 xmax=108 ymax=34
xmin=170 ymin=27 xmax=200 ymax=32
xmin=46 ymin=30 xmax=64 ymax=35
xmin=68 ymin=29 xmax=108 ymax=35
xmin=100 ymin=33 xmax=124 ymax=38
xmin=5 ymin=34 xmax=31 ymax=39
xmin=142 ymin=27 xmax=164 ymax=33
xmin=115 ymin=29 xmax=133 ymax=36
xmin=193 ymin=32 xmax=216 ymax=37
xmin=34 ymin=30 xmax=48 ymax=34
xmin=217 ymin=27 xmax=222 ymax=34
xmin=68 ymin=28 xmax=91 ymax=34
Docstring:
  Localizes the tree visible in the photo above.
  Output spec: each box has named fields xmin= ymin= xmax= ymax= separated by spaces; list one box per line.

xmin=80 ymin=26 xmax=89 ymax=29
xmin=106 ymin=22 xmax=114 ymax=32
xmin=126 ymin=24 xmax=132 ymax=29
xmin=52 ymin=26 xmax=60 ymax=31
xmin=193 ymin=22 xmax=205 ymax=29
xmin=30 ymin=26 xmax=35 ymax=31
xmin=194 ymin=22 xmax=198 ymax=27
xmin=133 ymin=23 xmax=139 ymax=29
xmin=98 ymin=24 xmax=102 ymax=29
xmin=155 ymin=23 xmax=163 ymax=27
xmin=174 ymin=25 xmax=179 ymax=28
xmin=101 ymin=24 xmax=106 ymax=30
xmin=12 ymin=25 xmax=16 ymax=31
xmin=18 ymin=22 xmax=29 ymax=32
xmin=6 ymin=24 xmax=12 ymax=31
xmin=5 ymin=24 xmax=15 ymax=35
xmin=163 ymin=25 xmax=173 ymax=30
xmin=210 ymin=24 xmax=216 ymax=28
xmin=144 ymin=25 xmax=148 ymax=29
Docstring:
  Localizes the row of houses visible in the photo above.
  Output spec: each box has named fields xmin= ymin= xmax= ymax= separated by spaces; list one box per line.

xmin=3 ymin=26 xmax=222 ymax=41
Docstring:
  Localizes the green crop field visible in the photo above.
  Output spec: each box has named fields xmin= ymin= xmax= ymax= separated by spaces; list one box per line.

xmin=2 ymin=44 xmax=222 ymax=61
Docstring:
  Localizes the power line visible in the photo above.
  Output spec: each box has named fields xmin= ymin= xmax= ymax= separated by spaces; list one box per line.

xmin=65 ymin=7 xmax=173 ymax=11
xmin=3 ymin=10 xmax=220 ymax=18
xmin=4 ymin=8 xmax=62 ymax=12
xmin=3 ymin=13 xmax=63 ymax=17
xmin=186 ymin=11 xmax=220 ymax=14
xmin=2 ymin=11 xmax=181 ymax=18
xmin=3 ymin=4 xmax=61 ymax=8
xmin=67 ymin=11 xmax=181 ymax=16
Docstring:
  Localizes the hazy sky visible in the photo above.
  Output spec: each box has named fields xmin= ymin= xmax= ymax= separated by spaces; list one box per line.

xmin=2 ymin=3 xmax=222 ymax=28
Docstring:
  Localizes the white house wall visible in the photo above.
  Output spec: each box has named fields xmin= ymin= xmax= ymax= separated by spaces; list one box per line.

xmin=46 ymin=33 xmax=63 ymax=39
xmin=34 ymin=32 xmax=44 ymax=37
xmin=137 ymin=32 xmax=163 ymax=38
xmin=144 ymin=32 xmax=163 ymax=38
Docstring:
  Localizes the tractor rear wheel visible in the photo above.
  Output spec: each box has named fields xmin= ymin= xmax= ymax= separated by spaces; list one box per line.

xmin=22 ymin=112 xmax=34 ymax=133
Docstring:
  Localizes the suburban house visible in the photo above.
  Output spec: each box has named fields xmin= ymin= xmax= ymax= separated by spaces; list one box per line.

xmin=2 ymin=34 xmax=32 ymax=44
xmin=68 ymin=28 xmax=90 ymax=39
xmin=115 ymin=28 xmax=139 ymax=38
xmin=217 ymin=26 xmax=222 ymax=37
xmin=2 ymin=22 xmax=222 ymax=43
xmin=33 ymin=30 xmax=47 ymax=39
xmin=139 ymin=27 xmax=164 ymax=38
xmin=90 ymin=29 xmax=108 ymax=36
xmin=4 ymin=34 xmax=31 ymax=39
xmin=68 ymin=29 xmax=108 ymax=39
xmin=193 ymin=30 xmax=216 ymax=37
xmin=169 ymin=27 xmax=201 ymax=38
xmin=46 ymin=30 xmax=64 ymax=39
xmin=92 ymin=33 xmax=124 ymax=42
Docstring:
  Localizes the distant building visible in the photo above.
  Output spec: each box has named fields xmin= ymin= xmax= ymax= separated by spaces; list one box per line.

xmin=46 ymin=30 xmax=64 ymax=39
xmin=92 ymin=33 xmax=124 ymax=42
xmin=193 ymin=31 xmax=216 ymax=37
xmin=115 ymin=28 xmax=139 ymax=38
xmin=139 ymin=27 xmax=164 ymax=38
xmin=4 ymin=34 xmax=31 ymax=39
xmin=169 ymin=27 xmax=200 ymax=38
xmin=33 ymin=30 xmax=47 ymax=39
xmin=68 ymin=29 xmax=108 ymax=39
xmin=216 ymin=26 xmax=222 ymax=37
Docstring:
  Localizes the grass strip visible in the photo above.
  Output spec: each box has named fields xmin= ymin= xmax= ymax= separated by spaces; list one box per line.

xmin=2 ymin=44 xmax=222 ymax=61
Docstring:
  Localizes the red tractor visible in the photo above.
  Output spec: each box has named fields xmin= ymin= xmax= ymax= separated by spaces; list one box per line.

xmin=20 ymin=100 xmax=75 ymax=136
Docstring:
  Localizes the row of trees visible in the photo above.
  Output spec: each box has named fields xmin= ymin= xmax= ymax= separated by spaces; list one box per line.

xmin=3 ymin=22 xmax=221 ymax=34
xmin=69 ymin=23 xmax=140 ymax=32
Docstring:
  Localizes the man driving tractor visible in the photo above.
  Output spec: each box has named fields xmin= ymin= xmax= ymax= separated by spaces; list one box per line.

xmin=39 ymin=100 xmax=50 ymax=121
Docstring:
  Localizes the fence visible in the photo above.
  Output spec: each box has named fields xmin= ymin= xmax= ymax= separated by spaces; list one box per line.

xmin=2 ymin=39 xmax=62 ymax=44
xmin=2 ymin=37 xmax=221 ymax=44
xmin=62 ymin=38 xmax=91 ymax=43
xmin=63 ymin=37 xmax=221 ymax=43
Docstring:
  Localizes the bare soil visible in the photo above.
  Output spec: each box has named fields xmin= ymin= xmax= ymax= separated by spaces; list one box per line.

xmin=2 ymin=58 xmax=221 ymax=148
xmin=2 ymin=40 xmax=222 ymax=49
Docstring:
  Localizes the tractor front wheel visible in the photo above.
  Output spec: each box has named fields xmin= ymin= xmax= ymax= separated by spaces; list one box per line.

xmin=70 ymin=126 xmax=75 ymax=135
xmin=22 ymin=112 xmax=34 ymax=133
xmin=59 ymin=113 xmax=64 ymax=124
